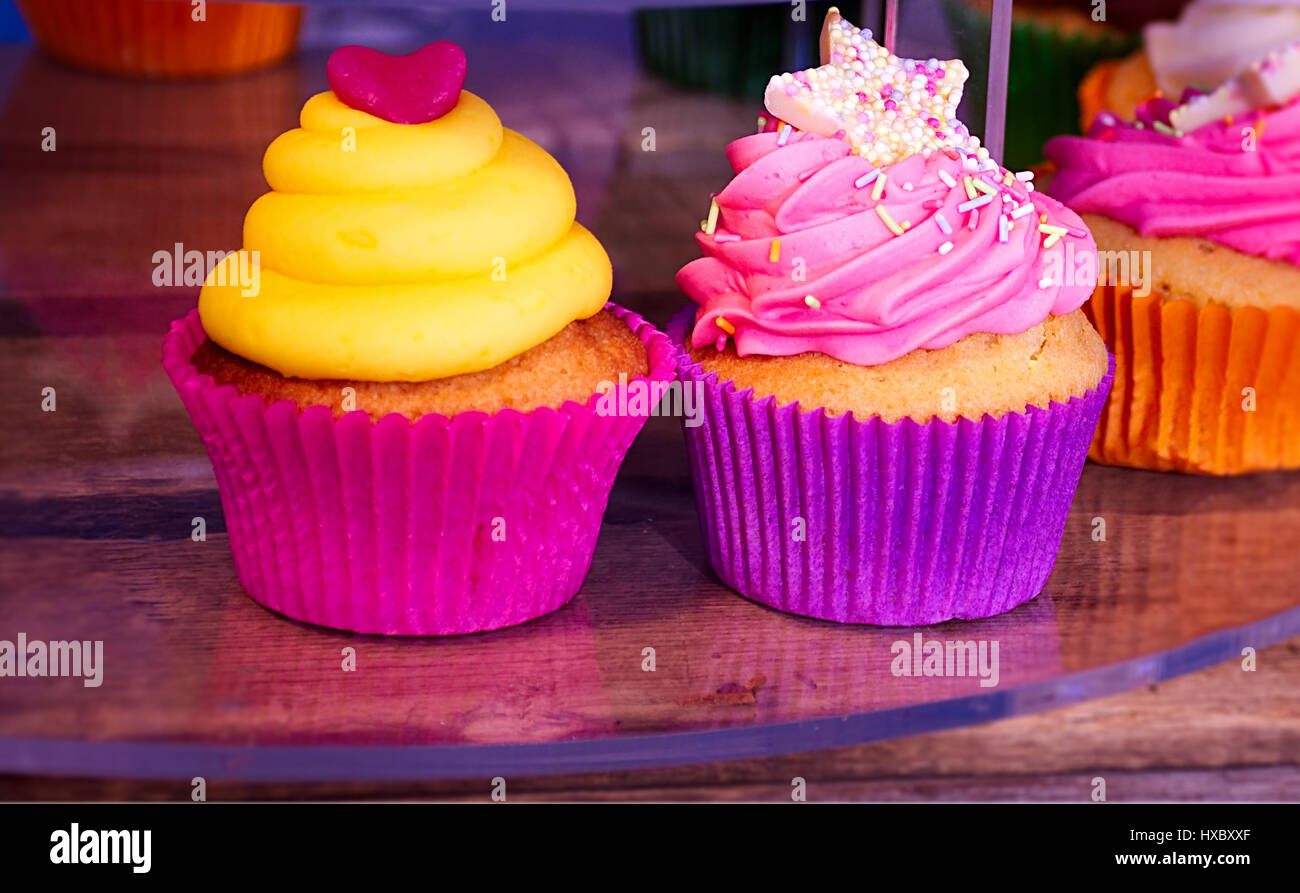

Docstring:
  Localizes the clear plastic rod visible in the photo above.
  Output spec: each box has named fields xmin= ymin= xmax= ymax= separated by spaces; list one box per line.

xmin=984 ymin=0 xmax=1013 ymax=164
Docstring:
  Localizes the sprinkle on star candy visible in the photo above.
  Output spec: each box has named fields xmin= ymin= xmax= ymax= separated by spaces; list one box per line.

xmin=763 ymin=7 xmax=981 ymax=166
xmin=1170 ymin=38 xmax=1300 ymax=133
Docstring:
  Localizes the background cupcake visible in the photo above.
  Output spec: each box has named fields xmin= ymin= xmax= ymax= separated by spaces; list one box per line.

xmin=673 ymin=11 xmax=1112 ymax=626
xmin=165 ymin=42 xmax=676 ymax=635
xmin=1047 ymin=46 xmax=1300 ymax=474
xmin=15 ymin=0 xmax=301 ymax=78
xmin=1078 ymin=1 xmax=1300 ymax=127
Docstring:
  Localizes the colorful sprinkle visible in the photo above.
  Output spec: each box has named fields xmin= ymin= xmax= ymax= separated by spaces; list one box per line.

xmin=971 ymin=177 xmax=997 ymax=196
xmin=716 ymin=316 xmax=736 ymax=335
xmin=715 ymin=334 xmax=727 ymax=351
xmin=777 ymin=124 xmax=793 ymax=146
xmin=998 ymin=214 xmax=1009 ymax=243
xmin=937 ymin=240 xmax=954 ymax=255
xmin=934 ymin=212 xmax=952 ymax=234
xmin=1015 ymin=170 xmax=1034 ymax=181
xmin=968 ymin=208 xmax=979 ymax=230
xmin=804 ymin=294 xmax=821 ymax=309
xmin=876 ymin=204 xmax=906 ymax=236
xmin=871 ymin=171 xmax=888 ymax=201
xmin=769 ymin=239 xmax=781 ymax=263
xmin=1011 ymin=203 xmax=1036 ymax=220
xmin=963 ymin=175 xmax=977 ymax=199
xmin=957 ymin=194 xmax=994 ymax=213
xmin=854 ymin=169 xmax=880 ymax=189
xmin=938 ymin=169 xmax=957 ymax=189
xmin=703 ymin=198 xmax=719 ymax=235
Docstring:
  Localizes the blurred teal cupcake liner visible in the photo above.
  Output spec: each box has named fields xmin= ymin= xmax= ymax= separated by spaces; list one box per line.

xmin=637 ymin=2 xmax=838 ymax=98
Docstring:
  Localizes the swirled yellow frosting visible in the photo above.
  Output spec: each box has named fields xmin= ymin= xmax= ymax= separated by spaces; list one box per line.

xmin=199 ymin=90 xmax=612 ymax=381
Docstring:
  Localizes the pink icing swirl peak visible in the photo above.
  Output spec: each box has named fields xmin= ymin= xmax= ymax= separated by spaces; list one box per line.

xmin=1046 ymin=95 xmax=1300 ymax=266
xmin=677 ymin=130 xmax=1096 ymax=365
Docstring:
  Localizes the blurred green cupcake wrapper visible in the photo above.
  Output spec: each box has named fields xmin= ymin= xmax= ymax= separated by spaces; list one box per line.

xmin=941 ymin=0 xmax=1138 ymax=169
xmin=637 ymin=2 xmax=838 ymax=99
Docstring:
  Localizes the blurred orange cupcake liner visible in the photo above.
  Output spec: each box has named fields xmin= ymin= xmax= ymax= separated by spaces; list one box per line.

xmin=1086 ymin=283 xmax=1300 ymax=475
xmin=1076 ymin=57 xmax=1118 ymax=131
xmin=16 ymin=0 xmax=302 ymax=78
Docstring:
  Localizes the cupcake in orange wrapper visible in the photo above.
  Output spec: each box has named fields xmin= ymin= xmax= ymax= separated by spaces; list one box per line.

xmin=1048 ymin=43 xmax=1300 ymax=474
xmin=15 ymin=0 xmax=302 ymax=78
xmin=1078 ymin=1 xmax=1300 ymax=128
xmin=672 ymin=10 xmax=1113 ymax=626
xmin=163 ymin=42 xmax=675 ymax=634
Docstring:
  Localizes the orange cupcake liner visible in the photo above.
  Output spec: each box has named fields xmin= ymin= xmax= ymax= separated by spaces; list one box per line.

xmin=1077 ymin=58 xmax=1118 ymax=132
xmin=1086 ymin=283 xmax=1300 ymax=475
xmin=16 ymin=0 xmax=302 ymax=79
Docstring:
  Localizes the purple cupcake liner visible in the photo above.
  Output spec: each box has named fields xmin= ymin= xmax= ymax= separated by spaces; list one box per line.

xmin=163 ymin=303 xmax=676 ymax=636
xmin=670 ymin=307 xmax=1114 ymax=626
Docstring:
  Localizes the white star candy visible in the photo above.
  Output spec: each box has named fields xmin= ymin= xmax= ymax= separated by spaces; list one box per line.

xmin=762 ymin=7 xmax=982 ymax=166
xmin=1171 ymin=37 xmax=1300 ymax=133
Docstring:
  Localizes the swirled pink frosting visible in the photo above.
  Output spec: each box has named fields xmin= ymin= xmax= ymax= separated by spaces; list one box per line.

xmin=1045 ymin=99 xmax=1300 ymax=266
xmin=676 ymin=130 xmax=1096 ymax=365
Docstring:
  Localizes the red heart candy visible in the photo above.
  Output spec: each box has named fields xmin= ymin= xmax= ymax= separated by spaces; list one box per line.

xmin=326 ymin=41 xmax=467 ymax=125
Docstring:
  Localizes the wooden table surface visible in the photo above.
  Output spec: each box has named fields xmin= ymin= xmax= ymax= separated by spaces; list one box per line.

xmin=1 ymin=22 xmax=1298 ymax=801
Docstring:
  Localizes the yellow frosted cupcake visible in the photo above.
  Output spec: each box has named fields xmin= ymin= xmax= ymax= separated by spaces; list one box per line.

xmin=163 ymin=41 xmax=675 ymax=634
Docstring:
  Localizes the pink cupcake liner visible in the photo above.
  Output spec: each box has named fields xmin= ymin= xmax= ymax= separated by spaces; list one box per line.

xmin=670 ymin=307 xmax=1114 ymax=626
xmin=163 ymin=304 xmax=676 ymax=636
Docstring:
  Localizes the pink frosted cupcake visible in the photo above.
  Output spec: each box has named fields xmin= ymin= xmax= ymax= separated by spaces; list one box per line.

xmin=672 ymin=10 xmax=1113 ymax=625
xmin=163 ymin=43 xmax=674 ymax=635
